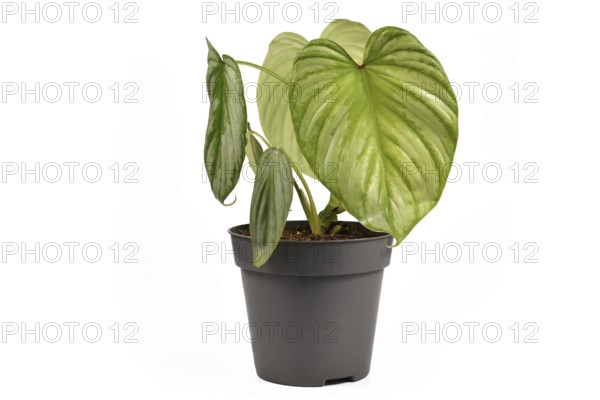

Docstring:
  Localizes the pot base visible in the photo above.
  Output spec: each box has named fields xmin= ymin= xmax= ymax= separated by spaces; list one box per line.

xmin=256 ymin=369 xmax=370 ymax=387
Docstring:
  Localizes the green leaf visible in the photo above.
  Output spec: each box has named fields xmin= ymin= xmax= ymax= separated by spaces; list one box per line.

xmin=290 ymin=27 xmax=459 ymax=244
xmin=257 ymin=33 xmax=313 ymax=177
xmin=250 ymin=148 xmax=294 ymax=267
xmin=204 ymin=39 xmax=247 ymax=204
xmin=245 ymin=124 xmax=264 ymax=174
xmin=257 ymin=21 xmax=373 ymax=180
xmin=320 ymin=19 xmax=371 ymax=64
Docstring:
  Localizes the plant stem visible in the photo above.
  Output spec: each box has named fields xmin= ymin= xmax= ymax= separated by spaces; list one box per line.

xmin=235 ymin=60 xmax=289 ymax=85
xmin=290 ymin=164 xmax=321 ymax=234
xmin=292 ymin=182 xmax=313 ymax=227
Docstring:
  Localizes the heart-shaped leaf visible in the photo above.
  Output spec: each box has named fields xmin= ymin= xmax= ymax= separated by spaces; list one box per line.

xmin=290 ymin=27 xmax=459 ymax=243
xmin=250 ymin=148 xmax=294 ymax=267
xmin=257 ymin=20 xmax=373 ymax=180
xmin=257 ymin=33 xmax=312 ymax=177
xmin=204 ymin=39 xmax=247 ymax=204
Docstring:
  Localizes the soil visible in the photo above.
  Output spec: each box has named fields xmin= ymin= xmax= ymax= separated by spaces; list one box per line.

xmin=231 ymin=222 xmax=388 ymax=241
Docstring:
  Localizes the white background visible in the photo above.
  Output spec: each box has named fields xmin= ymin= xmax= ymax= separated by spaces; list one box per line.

xmin=1 ymin=0 xmax=598 ymax=398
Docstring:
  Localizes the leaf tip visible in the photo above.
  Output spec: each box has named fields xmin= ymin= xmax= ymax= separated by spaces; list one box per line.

xmin=251 ymin=244 xmax=270 ymax=268
xmin=206 ymin=38 xmax=221 ymax=60
xmin=387 ymin=234 xmax=404 ymax=248
xmin=223 ymin=194 xmax=237 ymax=207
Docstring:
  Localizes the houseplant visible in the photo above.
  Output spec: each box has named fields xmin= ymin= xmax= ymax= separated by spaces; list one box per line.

xmin=204 ymin=19 xmax=458 ymax=386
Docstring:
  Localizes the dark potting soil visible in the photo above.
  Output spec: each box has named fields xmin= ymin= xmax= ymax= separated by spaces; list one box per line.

xmin=231 ymin=222 xmax=388 ymax=241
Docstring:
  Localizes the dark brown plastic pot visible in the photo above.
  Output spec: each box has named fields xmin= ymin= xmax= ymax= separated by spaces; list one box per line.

xmin=229 ymin=221 xmax=393 ymax=387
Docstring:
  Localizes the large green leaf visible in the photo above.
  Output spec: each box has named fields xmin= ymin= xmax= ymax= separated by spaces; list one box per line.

xmin=204 ymin=39 xmax=247 ymax=204
xmin=250 ymin=148 xmax=294 ymax=267
xmin=290 ymin=27 xmax=459 ymax=243
xmin=257 ymin=21 xmax=373 ymax=180
xmin=257 ymin=33 xmax=312 ymax=177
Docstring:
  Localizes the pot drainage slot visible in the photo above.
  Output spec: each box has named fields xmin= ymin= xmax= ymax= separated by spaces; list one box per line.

xmin=324 ymin=377 xmax=354 ymax=386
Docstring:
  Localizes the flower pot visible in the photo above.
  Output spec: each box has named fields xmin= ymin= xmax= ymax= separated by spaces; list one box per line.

xmin=229 ymin=220 xmax=393 ymax=387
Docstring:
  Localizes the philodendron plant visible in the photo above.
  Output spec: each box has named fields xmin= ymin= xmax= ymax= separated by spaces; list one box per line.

xmin=204 ymin=19 xmax=458 ymax=267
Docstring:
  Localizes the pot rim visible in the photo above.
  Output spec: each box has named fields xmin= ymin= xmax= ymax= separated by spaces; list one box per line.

xmin=228 ymin=220 xmax=393 ymax=244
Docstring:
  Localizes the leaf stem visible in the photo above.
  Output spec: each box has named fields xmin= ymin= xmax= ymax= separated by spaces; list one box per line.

xmin=290 ymin=164 xmax=321 ymax=234
xmin=251 ymin=131 xmax=272 ymax=148
xmin=292 ymin=182 xmax=313 ymax=227
xmin=235 ymin=60 xmax=289 ymax=85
